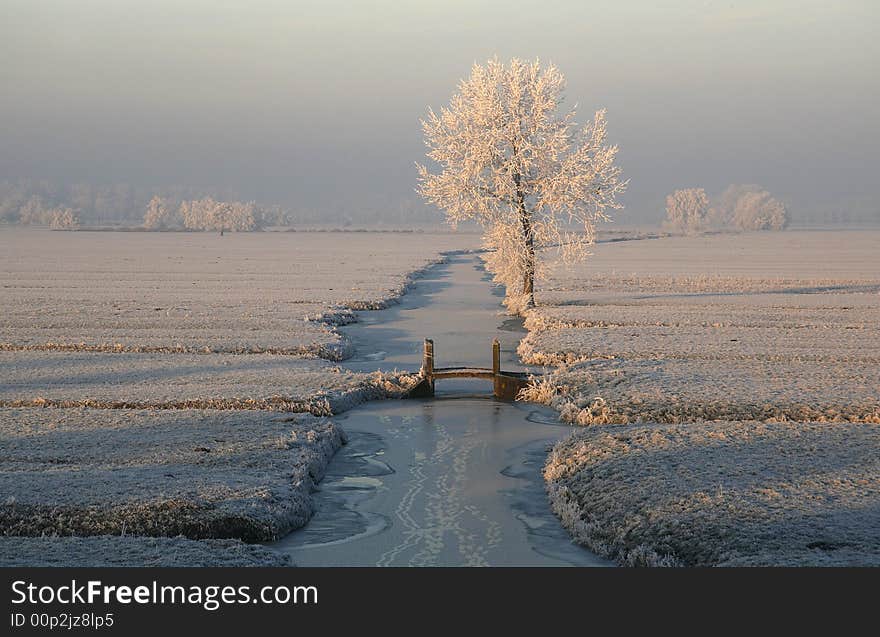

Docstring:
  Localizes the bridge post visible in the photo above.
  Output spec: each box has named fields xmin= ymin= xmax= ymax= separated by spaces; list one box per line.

xmin=423 ymin=338 xmax=435 ymax=395
xmin=408 ymin=338 xmax=436 ymax=398
xmin=492 ymin=339 xmax=502 ymax=399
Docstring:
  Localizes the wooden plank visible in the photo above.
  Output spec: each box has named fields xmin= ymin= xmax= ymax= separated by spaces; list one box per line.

xmin=434 ymin=369 xmax=495 ymax=380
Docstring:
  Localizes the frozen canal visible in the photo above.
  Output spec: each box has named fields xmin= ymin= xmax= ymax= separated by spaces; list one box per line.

xmin=274 ymin=255 xmax=608 ymax=566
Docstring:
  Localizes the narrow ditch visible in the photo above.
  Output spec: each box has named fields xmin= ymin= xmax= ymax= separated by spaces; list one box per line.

xmin=272 ymin=254 xmax=609 ymax=566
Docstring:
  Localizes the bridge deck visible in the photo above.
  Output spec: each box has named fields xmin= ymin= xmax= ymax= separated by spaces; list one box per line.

xmin=433 ymin=367 xmax=496 ymax=380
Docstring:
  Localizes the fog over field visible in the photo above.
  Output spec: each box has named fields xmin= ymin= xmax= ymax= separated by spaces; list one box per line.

xmin=1 ymin=1 xmax=878 ymax=225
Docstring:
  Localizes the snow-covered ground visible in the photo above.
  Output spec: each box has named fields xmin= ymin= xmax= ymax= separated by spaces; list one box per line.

xmin=0 ymin=351 xmax=418 ymax=414
xmin=0 ymin=536 xmax=291 ymax=567
xmin=522 ymin=230 xmax=880 ymax=423
xmin=0 ymin=408 xmax=344 ymax=541
xmin=545 ymin=420 xmax=880 ymax=566
xmin=0 ymin=230 xmax=456 ymax=416
xmin=0 ymin=228 xmax=474 ymax=565
xmin=0 ymin=228 xmax=475 ymax=359
xmin=521 ymin=230 xmax=880 ymax=565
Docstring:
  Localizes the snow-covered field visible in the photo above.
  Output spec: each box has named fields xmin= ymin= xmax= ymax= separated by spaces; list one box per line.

xmin=0 ymin=408 xmax=343 ymax=541
xmin=0 ymin=351 xmax=418 ymax=414
xmin=0 ymin=229 xmax=469 ymax=414
xmin=0 ymin=228 xmax=473 ymax=565
xmin=0 ymin=536 xmax=291 ymax=567
xmin=0 ymin=228 xmax=475 ymax=359
xmin=523 ymin=230 xmax=880 ymax=565
xmin=4 ymin=227 xmax=877 ymax=566
xmin=545 ymin=420 xmax=880 ymax=566
xmin=522 ymin=230 xmax=880 ymax=423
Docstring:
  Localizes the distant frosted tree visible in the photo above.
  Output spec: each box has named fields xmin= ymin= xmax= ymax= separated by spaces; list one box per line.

xmin=207 ymin=201 xmax=257 ymax=233
xmin=664 ymin=188 xmax=709 ymax=235
xmin=211 ymin=201 xmax=233 ymax=235
xmin=18 ymin=195 xmax=49 ymax=225
xmin=226 ymin=201 xmax=257 ymax=231
xmin=143 ymin=196 xmax=172 ymax=229
xmin=179 ymin=199 xmax=195 ymax=229
xmin=712 ymin=184 xmax=788 ymax=231
xmin=418 ymin=57 xmax=626 ymax=312
xmin=48 ymin=207 xmax=80 ymax=230
xmin=731 ymin=190 xmax=787 ymax=231
xmin=180 ymin=197 xmax=216 ymax=231
xmin=179 ymin=197 xmax=258 ymax=233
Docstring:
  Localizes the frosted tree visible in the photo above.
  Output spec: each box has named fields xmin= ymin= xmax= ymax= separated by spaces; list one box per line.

xmin=180 ymin=197 xmax=217 ymax=231
xmin=731 ymin=190 xmax=787 ymax=231
xmin=18 ymin=195 xmax=48 ymax=225
xmin=712 ymin=184 xmax=788 ymax=231
xmin=143 ymin=195 xmax=172 ymax=229
xmin=227 ymin=201 xmax=258 ymax=231
xmin=48 ymin=207 xmax=80 ymax=229
xmin=212 ymin=201 xmax=233 ymax=235
xmin=179 ymin=197 xmax=258 ymax=233
xmin=664 ymin=188 xmax=709 ymax=235
xmin=207 ymin=201 xmax=257 ymax=233
xmin=418 ymin=57 xmax=626 ymax=312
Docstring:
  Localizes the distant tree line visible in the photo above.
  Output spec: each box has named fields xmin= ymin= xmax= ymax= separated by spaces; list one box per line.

xmin=2 ymin=182 xmax=84 ymax=228
xmin=15 ymin=199 xmax=81 ymax=229
xmin=0 ymin=180 xmax=222 ymax=227
xmin=0 ymin=179 xmax=444 ymax=229
xmin=0 ymin=180 xmax=296 ymax=230
xmin=143 ymin=196 xmax=291 ymax=232
xmin=664 ymin=184 xmax=788 ymax=235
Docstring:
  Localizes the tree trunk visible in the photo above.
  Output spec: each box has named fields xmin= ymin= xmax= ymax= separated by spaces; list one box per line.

xmin=516 ymin=189 xmax=535 ymax=308
xmin=512 ymin=142 xmax=535 ymax=309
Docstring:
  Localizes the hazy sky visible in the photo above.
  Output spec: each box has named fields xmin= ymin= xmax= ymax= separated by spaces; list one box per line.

xmin=2 ymin=0 xmax=878 ymax=222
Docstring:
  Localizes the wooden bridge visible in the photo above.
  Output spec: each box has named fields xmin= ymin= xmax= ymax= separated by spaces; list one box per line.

xmin=407 ymin=338 xmax=531 ymax=400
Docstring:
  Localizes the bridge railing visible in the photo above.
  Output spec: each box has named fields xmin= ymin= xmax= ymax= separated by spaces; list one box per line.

xmin=409 ymin=338 xmax=530 ymax=400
